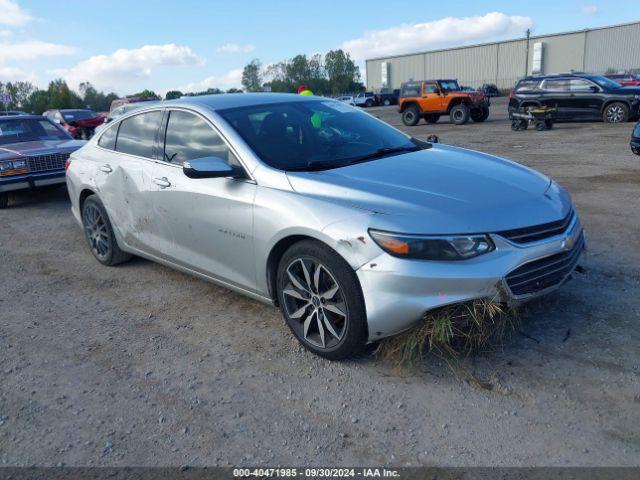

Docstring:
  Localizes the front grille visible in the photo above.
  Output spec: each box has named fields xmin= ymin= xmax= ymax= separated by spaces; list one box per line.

xmin=26 ymin=151 xmax=71 ymax=173
xmin=497 ymin=210 xmax=574 ymax=244
xmin=505 ymin=232 xmax=584 ymax=297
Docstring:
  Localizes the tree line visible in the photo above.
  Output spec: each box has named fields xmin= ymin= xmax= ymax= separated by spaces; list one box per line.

xmin=241 ymin=49 xmax=363 ymax=95
xmin=0 ymin=49 xmax=363 ymax=114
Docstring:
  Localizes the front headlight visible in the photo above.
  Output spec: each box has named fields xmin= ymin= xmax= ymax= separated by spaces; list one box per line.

xmin=0 ymin=160 xmax=29 ymax=176
xmin=369 ymin=229 xmax=495 ymax=261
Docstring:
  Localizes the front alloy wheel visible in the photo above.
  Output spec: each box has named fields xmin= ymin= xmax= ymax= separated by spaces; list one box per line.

xmin=603 ymin=102 xmax=628 ymax=123
xmin=277 ymin=240 xmax=368 ymax=360
xmin=282 ymin=258 xmax=347 ymax=350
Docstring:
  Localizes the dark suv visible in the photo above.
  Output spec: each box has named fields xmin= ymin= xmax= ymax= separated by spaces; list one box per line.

xmin=508 ymin=74 xmax=640 ymax=123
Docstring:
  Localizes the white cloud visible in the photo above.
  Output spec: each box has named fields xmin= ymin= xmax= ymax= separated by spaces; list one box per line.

xmin=173 ymin=68 xmax=243 ymax=93
xmin=0 ymin=30 xmax=12 ymax=38
xmin=57 ymin=44 xmax=204 ymax=92
xmin=0 ymin=0 xmax=33 ymax=27
xmin=0 ymin=40 xmax=77 ymax=62
xmin=216 ymin=43 xmax=255 ymax=54
xmin=341 ymin=12 xmax=534 ymax=60
xmin=582 ymin=5 xmax=599 ymax=15
xmin=0 ymin=66 xmax=36 ymax=82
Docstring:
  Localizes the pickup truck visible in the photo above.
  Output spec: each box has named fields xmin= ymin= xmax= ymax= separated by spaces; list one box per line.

xmin=375 ymin=90 xmax=399 ymax=106
xmin=354 ymin=92 xmax=376 ymax=108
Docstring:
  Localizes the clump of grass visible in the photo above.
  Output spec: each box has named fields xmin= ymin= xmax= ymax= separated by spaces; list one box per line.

xmin=376 ymin=296 xmax=519 ymax=372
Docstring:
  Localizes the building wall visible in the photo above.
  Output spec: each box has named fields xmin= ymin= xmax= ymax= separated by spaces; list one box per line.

xmin=365 ymin=22 xmax=640 ymax=92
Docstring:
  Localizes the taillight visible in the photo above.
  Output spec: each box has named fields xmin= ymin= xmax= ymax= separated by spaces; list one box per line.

xmin=508 ymin=91 xmax=514 ymax=99
xmin=65 ymin=158 xmax=72 ymax=171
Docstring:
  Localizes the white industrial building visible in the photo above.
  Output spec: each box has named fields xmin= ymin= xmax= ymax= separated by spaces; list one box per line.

xmin=365 ymin=21 xmax=640 ymax=91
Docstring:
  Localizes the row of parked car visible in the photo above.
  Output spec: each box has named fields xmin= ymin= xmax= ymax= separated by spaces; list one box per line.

xmin=391 ymin=72 xmax=640 ymax=126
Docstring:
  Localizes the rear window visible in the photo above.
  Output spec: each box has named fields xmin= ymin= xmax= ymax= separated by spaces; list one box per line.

xmin=115 ymin=110 xmax=162 ymax=158
xmin=0 ymin=118 xmax=70 ymax=145
xmin=515 ymin=80 xmax=540 ymax=91
xmin=400 ymin=82 xmax=421 ymax=97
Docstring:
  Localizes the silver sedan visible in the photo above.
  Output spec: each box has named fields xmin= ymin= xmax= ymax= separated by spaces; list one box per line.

xmin=66 ymin=93 xmax=585 ymax=359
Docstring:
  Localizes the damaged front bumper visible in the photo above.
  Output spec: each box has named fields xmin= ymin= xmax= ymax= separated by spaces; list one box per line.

xmin=357 ymin=216 xmax=585 ymax=342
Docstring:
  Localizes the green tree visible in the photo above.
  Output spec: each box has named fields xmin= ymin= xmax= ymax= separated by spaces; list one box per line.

xmin=47 ymin=79 xmax=83 ymax=109
xmin=324 ymin=49 xmax=361 ymax=94
xmin=131 ymin=89 xmax=161 ymax=100
xmin=226 ymin=88 xmax=243 ymax=93
xmin=241 ymin=59 xmax=263 ymax=92
xmin=164 ymin=90 xmax=183 ymax=100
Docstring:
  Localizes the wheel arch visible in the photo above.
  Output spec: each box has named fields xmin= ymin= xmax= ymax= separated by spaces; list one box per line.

xmin=399 ymin=101 xmax=420 ymax=113
xmin=446 ymin=97 xmax=470 ymax=112
xmin=79 ymin=188 xmax=97 ymax=212
xmin=601 ymin=98 xmax=631 ymax=114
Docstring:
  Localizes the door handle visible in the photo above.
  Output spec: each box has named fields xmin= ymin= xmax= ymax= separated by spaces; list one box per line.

xmin=99 ymin=164 xmax=112 ymax=173
xmin=152 ymin=177 xmax=172 ymax=188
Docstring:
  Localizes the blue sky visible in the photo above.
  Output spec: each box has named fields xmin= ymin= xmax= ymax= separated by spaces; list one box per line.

xmin=0 ymin=0 xmax=637 ymax=95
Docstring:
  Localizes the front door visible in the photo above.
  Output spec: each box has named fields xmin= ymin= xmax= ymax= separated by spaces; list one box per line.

xmin=148 ymin=109 xmax=257 ymax=290
xmin=421 ymin=82 xmax=444 ymax=112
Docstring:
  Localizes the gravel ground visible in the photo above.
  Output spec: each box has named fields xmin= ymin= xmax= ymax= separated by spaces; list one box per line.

xmin=1 ymin=98 xmax=639 ymax=467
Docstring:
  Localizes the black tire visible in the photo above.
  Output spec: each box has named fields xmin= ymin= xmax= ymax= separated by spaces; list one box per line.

xmin=0 ymin=192 xmax=8 ymax=209
xmin=535 ymin=121 xmax=546 ymax=131
xmin=365 ymin=99 xmax=374 ymax=108
xmin=81 ymin=194 xmax=132 ymax=266
xmin=277 ymin=240 xmax=368 ymax=360
xmin=449 ymin=104 xmax=470 ymax=125
xmin=383 ymin=99 xmax=391 ymax=106
xmin=401 ymin=106 xmax=420 ymax=126
xmin=425 ymin=114 xmax=440 ymax=124
xmin=470 ymin=105 xmax=490 ymax=122
xmin=603 ymin=102 xmax=629 ymax=123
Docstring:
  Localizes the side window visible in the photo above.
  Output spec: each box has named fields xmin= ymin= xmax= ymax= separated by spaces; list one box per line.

xmin=423 ymin=83 xmax=438 ymax=94
xmin=569 ymin=79 xmax=595 ymax=92
xmin=98 ymin=123 xmax=118 ymax=150
xmin=115 ymin=110 xmax=162 ymax=158
xmin=543 ymin=79 xmax=570 ymax=92
xmin=163 ymin=110 xmax=240 ymax=168
xmin=515 ymin=80 xmax=540 ymax=91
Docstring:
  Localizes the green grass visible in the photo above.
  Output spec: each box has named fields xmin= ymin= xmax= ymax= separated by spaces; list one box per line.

xmin=376 ymin=296 xmax=520 ymax=372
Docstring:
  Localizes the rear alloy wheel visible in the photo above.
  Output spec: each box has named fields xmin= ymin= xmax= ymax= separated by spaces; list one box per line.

xmin=0 ymin=192 xmax=8 ymax=209
xmin=81 ymin=195 xmax=132 ymax=266
xmin=365 ymin=99 xmax=374 ymax=108
xmin=277 ymin=240 xmax=368 ymax=360
xmin=470 ymin=105 xmax=490 ymax=122
xmin=383 ymin=99 xmax=391 ymax=106
xmin=450 ymin=104 xmax=470 ymax=125
xmin=402 ymin=106 xmax=420 ymax=126
xmin=603 ymin=102 xmax=629 ymax=123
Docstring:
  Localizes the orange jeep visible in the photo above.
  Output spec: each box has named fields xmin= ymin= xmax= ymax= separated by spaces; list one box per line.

xmin=398 ymin=79 xmax=490 ymax=126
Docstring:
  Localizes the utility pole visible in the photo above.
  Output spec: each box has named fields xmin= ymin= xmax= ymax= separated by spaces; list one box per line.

xmin=524 ymin=29 xmax=531 ymax=77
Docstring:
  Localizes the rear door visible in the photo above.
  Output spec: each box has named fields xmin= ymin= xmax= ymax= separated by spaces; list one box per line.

xmin=541 ymin=78 xmax=572 ymax=119
xmin=148 ymin=109 xmax=257 ymax=289
xmin=95 ymin=109 xmax=164 ymax=253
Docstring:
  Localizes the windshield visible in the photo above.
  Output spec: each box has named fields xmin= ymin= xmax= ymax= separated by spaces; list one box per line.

xmin=634 ymin=122 xmax=640 ymax=138
xmin=62 ymin=110 xmax=98 ymax=121
xmin=589 ymin=76 xmax=621 ymax=89
xmin=0 ymin=118 xmax=70 ymax=145
xmin=439 ymin=80 xmax=460 ymax=91
xmin=218 ymin=100 xmax=420 ymax=171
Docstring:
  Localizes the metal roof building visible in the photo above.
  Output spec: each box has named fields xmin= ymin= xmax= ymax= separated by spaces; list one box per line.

xmin=365 ymin=21 xmax=640 ymax=91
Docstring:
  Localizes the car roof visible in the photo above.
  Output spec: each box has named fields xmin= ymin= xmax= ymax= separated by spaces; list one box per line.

xmin=519 ymin=73 xmax=605 ymax=82
xmin=163 ymin=93 xmax=322 ymax=111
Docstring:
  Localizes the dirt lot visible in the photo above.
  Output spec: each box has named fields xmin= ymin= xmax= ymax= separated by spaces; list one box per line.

xmin=1 ymin=98 xmax=639 ymax=467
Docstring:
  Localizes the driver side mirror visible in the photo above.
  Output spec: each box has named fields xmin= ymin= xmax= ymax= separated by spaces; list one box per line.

xmin=589 ymin=85 xmax=599 ymax=92
xmin=183 ymin=156 xmax=240 ymax=179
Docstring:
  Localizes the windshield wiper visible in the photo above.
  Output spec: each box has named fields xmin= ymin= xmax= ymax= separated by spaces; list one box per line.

xmin=289 ymin=145 xmax=422 ymax=172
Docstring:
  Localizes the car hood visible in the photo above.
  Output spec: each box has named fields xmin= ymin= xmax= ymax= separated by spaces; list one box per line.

xmin=286 ymin=144 xmax=572 ymax=234
xmin=0 ymin=139 xmax=85 ymax=161
xmin=616 ymin=86 xmax=640 ymax=95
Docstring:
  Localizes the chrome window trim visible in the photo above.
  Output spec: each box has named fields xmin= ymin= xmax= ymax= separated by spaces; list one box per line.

xmin=93 ymin=106 xmax=256 ymax=184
